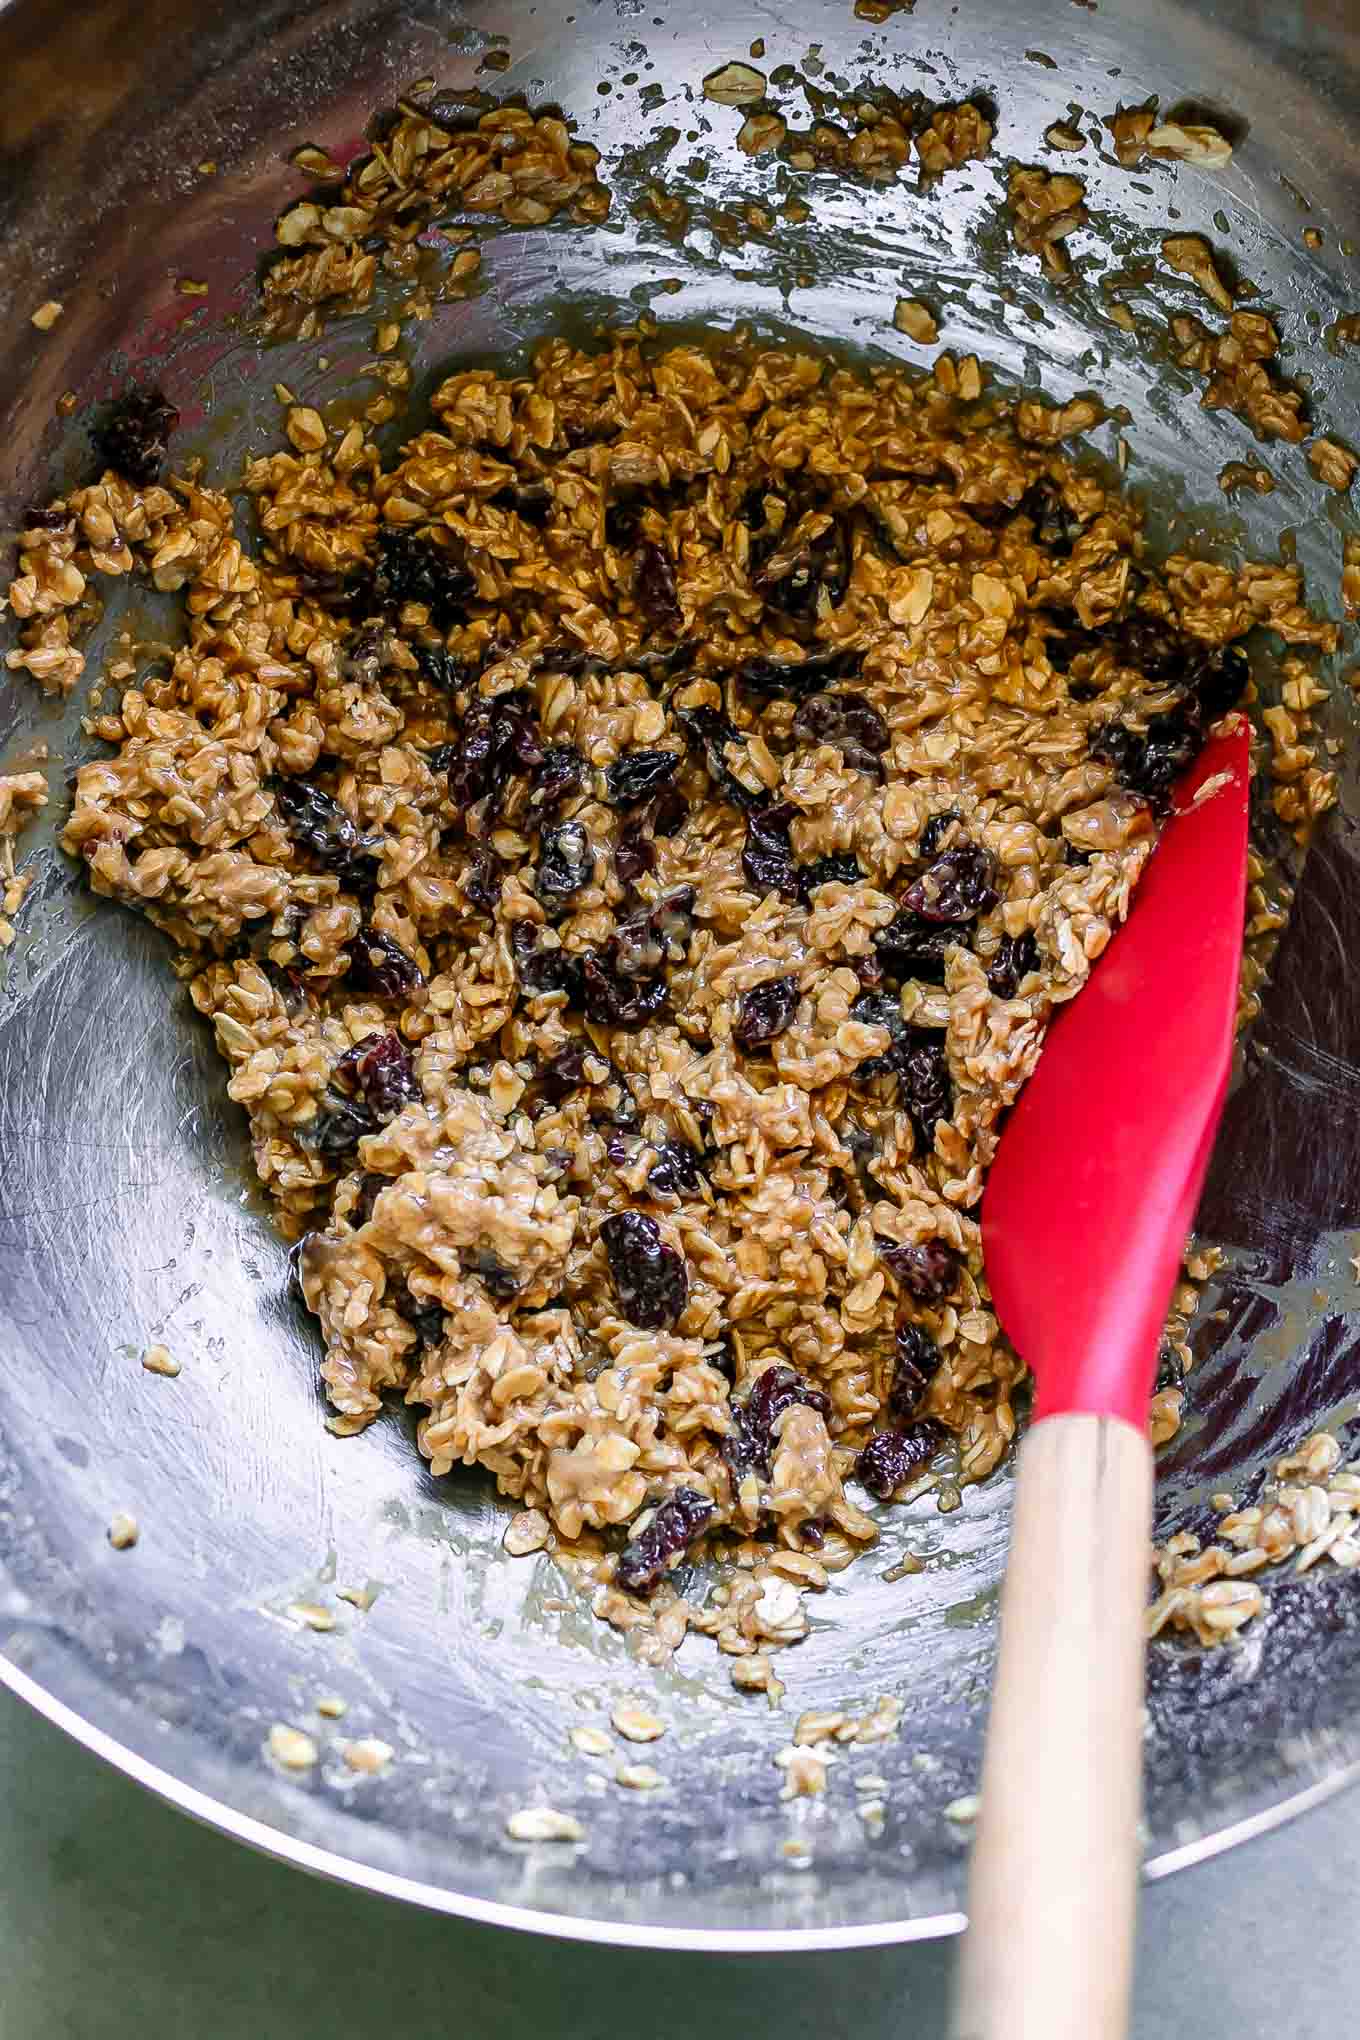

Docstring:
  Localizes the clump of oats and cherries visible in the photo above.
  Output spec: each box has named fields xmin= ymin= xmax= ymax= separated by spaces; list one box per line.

xmin=5 ymin=310 xmax=1338 ymax=1676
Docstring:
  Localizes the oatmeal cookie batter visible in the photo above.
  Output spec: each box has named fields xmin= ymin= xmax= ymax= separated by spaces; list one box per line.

xmin=7 ymin=327 xmax=1333 ymax=1659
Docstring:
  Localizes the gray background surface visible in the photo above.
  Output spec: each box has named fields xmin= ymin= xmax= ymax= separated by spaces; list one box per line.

xmin=3 ymin=1682 xmax=1352 ymax=2039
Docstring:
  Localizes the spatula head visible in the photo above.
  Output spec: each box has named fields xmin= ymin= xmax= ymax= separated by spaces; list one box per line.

xmin=981 ymin=717 xmax=1251 ymax=1428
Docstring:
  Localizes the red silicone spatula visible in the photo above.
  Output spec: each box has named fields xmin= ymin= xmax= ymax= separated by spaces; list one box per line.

xmin=954 ymin=715 xmax=1252 ymax=2040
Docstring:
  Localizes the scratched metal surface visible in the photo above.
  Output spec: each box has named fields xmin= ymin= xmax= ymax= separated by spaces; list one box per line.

xmin=2 ymin=0 xmax=1360 ymax=1945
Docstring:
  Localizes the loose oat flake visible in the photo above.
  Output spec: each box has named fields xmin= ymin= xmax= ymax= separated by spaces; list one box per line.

xmin=268 ymin=1723 xmax=319 ymax=1769
xmin=506 ymin=1806 xmax=586 ymax=1842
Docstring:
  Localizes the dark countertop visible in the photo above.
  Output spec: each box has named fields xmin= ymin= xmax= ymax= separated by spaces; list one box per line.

xmin=3 ymin=1682 xmax=1352 ymax=2038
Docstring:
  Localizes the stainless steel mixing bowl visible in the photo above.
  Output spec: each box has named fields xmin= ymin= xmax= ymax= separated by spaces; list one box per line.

xmin=3 ymin=0 xmax=1360 ymax=1949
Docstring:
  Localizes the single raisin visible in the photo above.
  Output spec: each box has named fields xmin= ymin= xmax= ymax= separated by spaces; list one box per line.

xmin=581 ymin=952 xmax=668 ymax=1029
xmin=855 ymin=1422 xmax=943 ymax=1499
xmin=919 ymin=809 xmax=961 ymax=859
xmin=604 ymin=493 xmax=647 ymax=549
xmin=539 ymin=1044 xmax=589 ymax=1099
xmin=722 ymin=1364 xmax=832 ymax=1486
xmin=742 ymin=800 xmax=800 ymax=899
xmin=535 ymin=821 xmax=595 ymax=906
xmin=874 ymin=911 xmax=956 ymax=985
xmin=374 ymin=528 xmax=475 ymax=626
xmin=1189 ymin=642 xmax=1250 ymax=724
xmin=635 ymin=541 xmax=682 ymax=632
xmin=792 ymin=691 xmax=888 ymax=776
xmin=490 ymin=480 xmax=553 ymax=526
xmin=1090 ymin=710 xmax=1197 ymax=805
xmin=301 ymin=1090 xmax=378 ymax=1156
xmin=528 ymin=744 xmax=586 ymax=813
xmin=347 ymin=929 xmax=424 ymax=998
xmin=758 ymin=515 xmax=850 ymax=617
xmin=611 ymin=887 xmax=695 ymax=977
xmin=615 ymin=1488 xmax=714 ymax=1594
xmin=332 ymin=1031 xmax=420 ymax=1120
xmin=850 ymin=988 xmax=909 ymax=1077
xmin=676 ymin=705 xmax=758 ymax=812
xmin=895 ymin=1029 xmax=953 ymax=1142
xmin=614 ymin=819 xmax=655 ymax=888
xmin=798 ymin=851 xmax=864 ymax=899
xmin=902 ymin=841 xmax=999 ymax=924
xmin=605 ymin=749 xmax=681 ymax=807
xmin=889 ymin=1319 xmax=944 ymax=1421
xmin=351 ymin=1173 xmax=387 ymax=1226
xmin=462 ymin=846 xmax=504 ymax=916
xmin=987 ymin=930 xmax=1039 ymax=998
xmin=736 ymin=646 xmax=859 ymax=701
xmin=413 ymin=640 xmax=472 ymax=693
xmin=879 ymin=1238 xmax=961 ymax=1303
xmin=850 ymin=994 xmax=953 ymax=1137
xmin=275 ymin=779 xmax=380 ymax=893
xmin=647 ymin=1139 xmax=703 ymax=1198
xmin=600 ymin=1210 xmax=689 ymax=1329
xmin=1115 ymin=613 xmax=1191 ymax=684
xmin=733 ymin=975 xmax=801 ymax=1052
xmin=91 ymin=387 xmax=180 ymax=486
xmin=512 ymin=927 xmax=584 ymax=1003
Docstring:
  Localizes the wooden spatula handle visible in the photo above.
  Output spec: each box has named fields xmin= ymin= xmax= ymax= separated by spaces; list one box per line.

xmin=954 ymin=1414 xmax=1154 ymax=2040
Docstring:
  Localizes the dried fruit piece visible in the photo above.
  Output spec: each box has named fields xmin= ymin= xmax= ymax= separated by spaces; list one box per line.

xmin=616 ymin=1488 xmax=714 ymax=1593
xmin=874 ymin=911 xmax=955 ymax=985
xmin=413 ymin=641 xmax=471 ymax=693
xmin=374 ymin=528 xmax=475 ymax=625
xmin=535 ymin=820 xmax=595 ymax=905
xmin=792 ymin=691 xmax=889 ymax=775
xmin=902 ymin=842 xmax=999 ymax=923
xmin=736 ymin=646 xmax=859 ymax=700
xmin=528 ymin=744 xmax=586 ymax=812
xmin=635 ymin=541 xmax=682 ymax=632
xmin=879 ymin=1238 xmax=961 ymax=1303
xmin=346 ymin=929 xmax=424 ymax=998
xmin=581 ymin=951 xmax=669 ymax=1029
xmin=742 ymin=800 xmax=799 ymax=899
xmin=889 ymin=1320 xmax=944 ymax=1419
xmin=91 ymin=387 xmax=179 ymax=486
xmin=462 ymin=846 xmax=503 ymax=915
xmin=512 ymin=926 xmax=584 ymax=1004
xmin=390 ymin=1279 xmax=447 ymax=1345
xmin=798 ymin=851 xmax=864 ymax=898
xmin=856 ymin=1422 xmax=942 ymax=1499
xmin=723 ymin=1365 xmax=832 ymax=1485
xmin=604 ymin=749 xmax=681 ymax=806
xmin=600 ymin=1210 xmax=689 ymax=1329
xmin=646 ymin=1140 xmax=703 ymax=1197
xmin=733 ymin=975 xmax=801 ymax=1052
xmin=332 ymin=1030 xmax=420 ymax=1119
xmin=986 ymin=930 xmax=1040 ymax=998
xmin=301 ymin=1089 xmax=378 ymax=1157
xmin=676 ymin=704 xmax=758 ymax=810
xmin=275 ymin=779 xmax=380 ymax=891
xmin=1017 ymin=479 xmax=1086 ymax=556
xmin=850 ymin=993 xmax=953 ymax=1137
xmin=758 ymin=517 xmax=851 ymax=620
